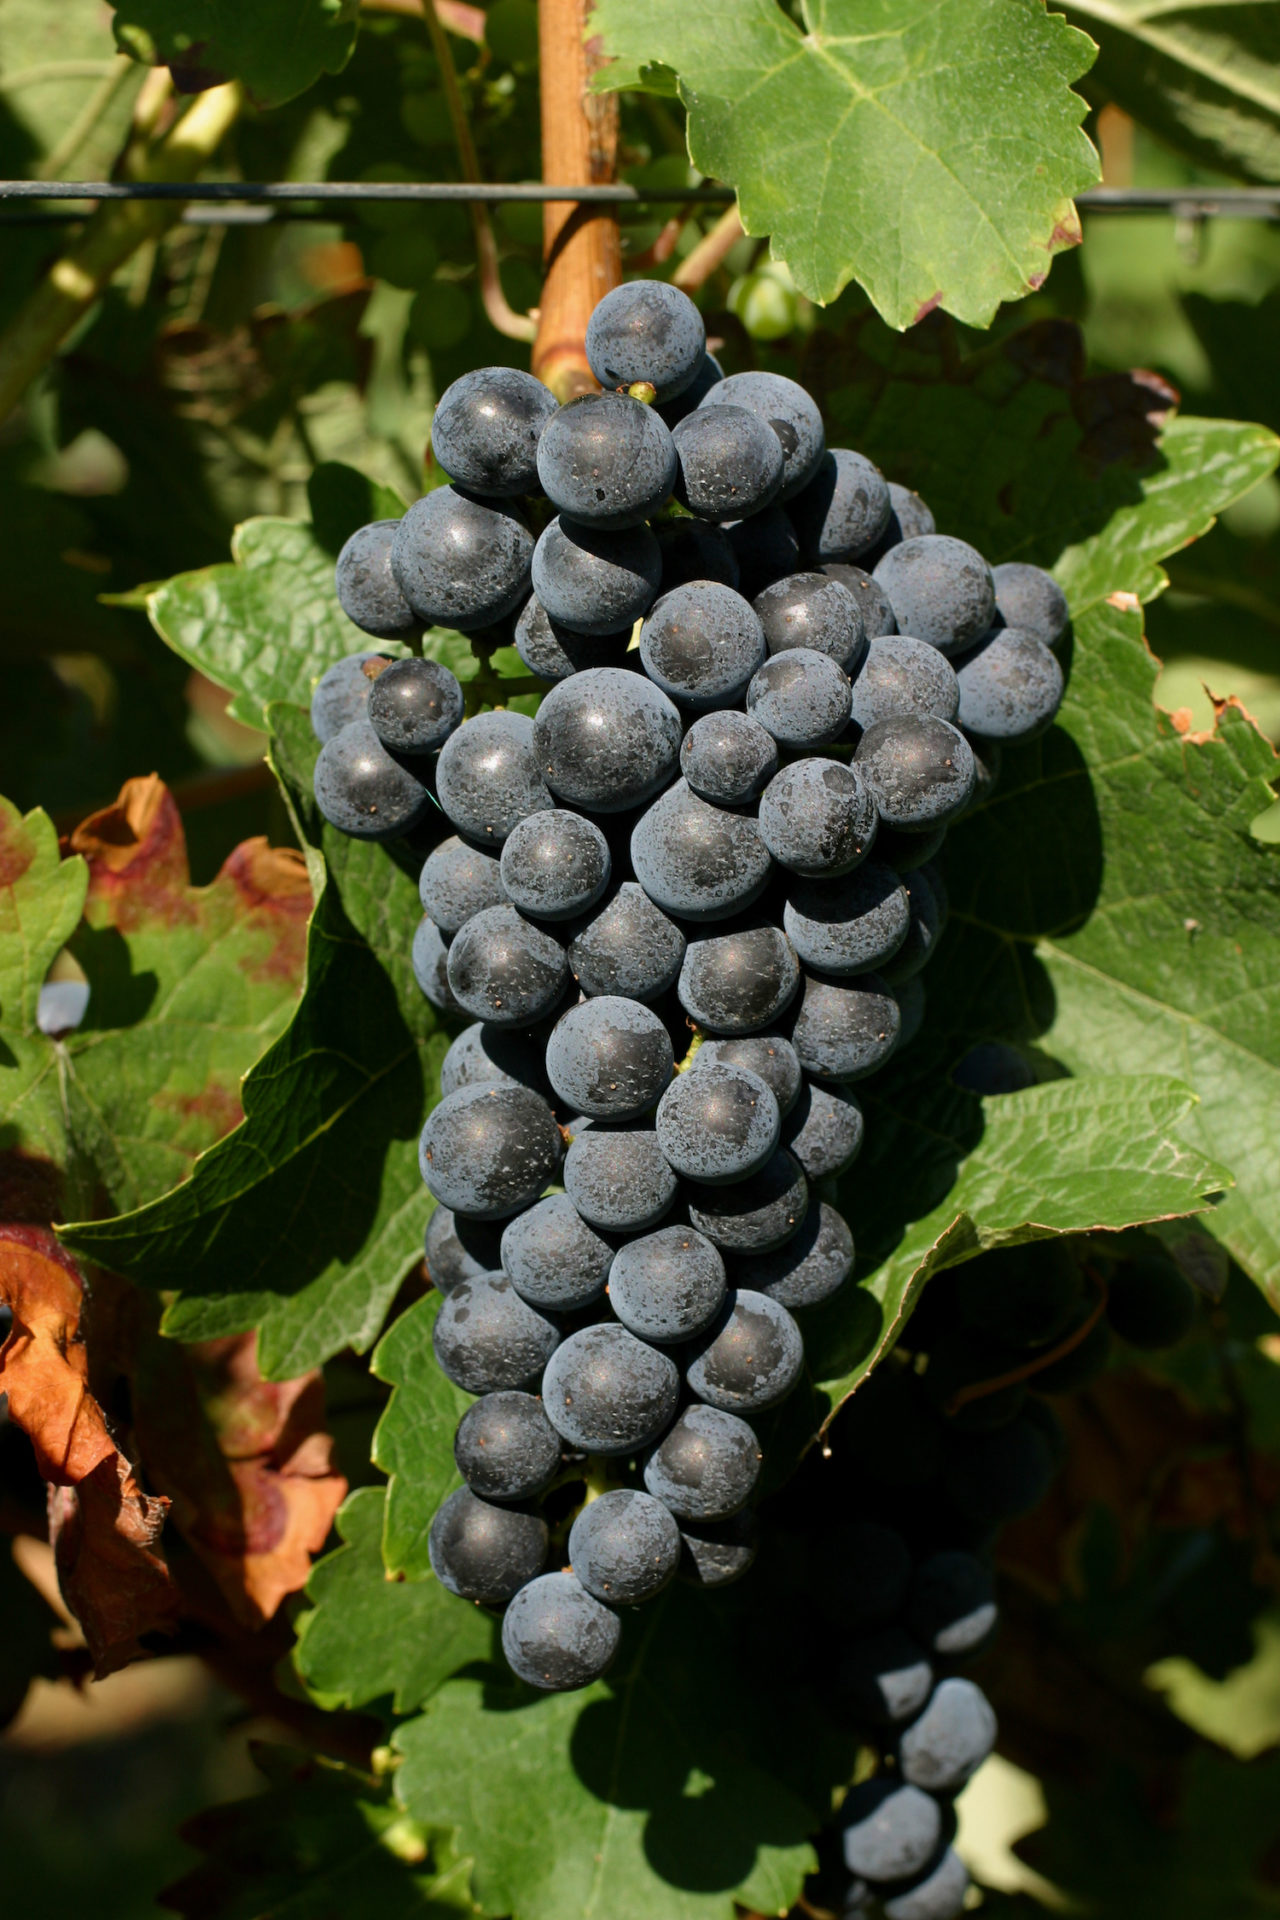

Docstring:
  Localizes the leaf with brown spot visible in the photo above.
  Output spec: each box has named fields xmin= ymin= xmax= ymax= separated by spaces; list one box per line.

xmin=0 ymin=777 xmax=309 ymax=1226
xmin=0 ymin=1225 xmax=179 ymax=1673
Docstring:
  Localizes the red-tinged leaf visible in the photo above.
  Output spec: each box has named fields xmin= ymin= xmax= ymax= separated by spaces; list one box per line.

xmin=133 ymin=1330 xmax=347 ymax=1627
xmin=0 ymin=1225 xmax=179 ymax=1674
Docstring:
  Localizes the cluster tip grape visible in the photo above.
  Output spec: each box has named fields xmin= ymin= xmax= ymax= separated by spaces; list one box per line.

xmin=311 ymin=278 xmax=1076 ymax=1920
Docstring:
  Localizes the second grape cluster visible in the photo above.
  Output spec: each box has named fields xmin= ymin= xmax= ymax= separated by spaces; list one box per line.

xmin=307 ymin=281 xmax=1071 ymax=1727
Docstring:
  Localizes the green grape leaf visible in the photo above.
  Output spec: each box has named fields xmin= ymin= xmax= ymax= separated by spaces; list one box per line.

xmin=0 ymin=783 xmax=307 ymax=1226
xmin=59 ymin=707 xmax=451 ymax=1378
xmin=111 ymin=0 xmax=360 ymax=110
xmin=371 ymin=1294 xmax=474 ymax=1580
xmin=804 ymin=1074 xmax=1228 ymax=1426
xmin=1066 ymin=0 xmax=1280 ymax=183
xmin=294 ymin=1487 xmax=494 ymax=1715
xmin=0 ymin=0 xmax=143 ymax=180
xmin=394 ymin=1584 xmax=848 ymax=1920
xmin=592 ymin=0 xmax=1100 ymax=328
xmin=162 ymin=1742 xmax=479 ymax=1920
xmin=145 ymin=467 xmax=408 ymax=730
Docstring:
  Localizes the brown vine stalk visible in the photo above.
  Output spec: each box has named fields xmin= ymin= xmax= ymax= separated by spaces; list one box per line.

xmin=532 ymin=0 xmax=622 ymax=399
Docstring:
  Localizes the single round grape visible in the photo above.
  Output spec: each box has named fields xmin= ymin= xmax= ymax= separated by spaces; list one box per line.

xmin=608 ymin=1225 xmax=727 ymax=1344
xmin=677 ymin=922 xmax=800 ymax=1035
xmin=791 ymin=449 xmax=892 ymax=563
xmin=874 ymin=819 xmax=947 ymax=873
xmin=568 ymin=1489 xmax=682 ymax=1605
xmin=499 ymin=809 xmax=611 ymax=923
xmin=533 ymin=666 xmax=682 ymax=812
xmin=747 ymin=647 xmax=853 ymax=748
xmin=412 ymin=918 xmax=465 ymax=1015
xmin=687 ymin=1286 xmax=804 ymax=1412
xmin=841 ymin=1627 xmax=934 ymax=1726
xmin=585 ymin=278 xmax=706 ymax=402
xmin=1106 ymin=1254 xmax=1197 ymax=1349
xmin=992 ymin=559 xmax=1069 ymax=648
xmin=821 ymin=562 xmax=898 ymax=637
xmin=841 ymin=1780 xmax=943 ymax=1885
xmin=671 ymin=404 xmax=784 ymax=521
xmin=655 ymin=518 xmax=740 ymax=593
xmin=391 ymin=487 xmax=532 ymax=630
xmin=951 ymin=1040 xmax=1036 ymax=1097
xmin=873 ymin=535 xmax=995 ymax=655
xmin=536 ymin=391 xmax=678 ymax=530
xmin=655 ymin=1062 xmax=780 ymax=1185
xmin=897 ymin=1677 xmax=997 ymax=1793
xmin=942 ymin=1413 xmax=1059 ymax=1525
xmin=430 ymin=365 xmax=558 ymax=496
xmin=678 ymin=1509 xmax=759 ymax=1587
xmin=435 ymin=709 xmax=553 ymax=846
xmin=789 ymin=970 xmax=901 ymax=1082
xmin=692 ymin=1033 xmax=802 ymax=1117
xmin=432 ymin=1272 xmax=560 ymax=1392
xmin=541 ymin=1322 xmax=680 ymax=1455
xmin=501 ymin=1570 xmax=621 ymax=1692
xmin=419 ymin=1082 xmax=563 ymax=1220
xmin=754 ymin=571 xmax=866 ymax=673
xmin=454 ymin=1390 xmax=562 ymax=1501
xmin=879 ymin=868 xmax=942 ymax=987
xmin=727 ymin=503 xmax=801 ymax=598
xmin=817 ymin=1519 xmax=913 ymax=1632
xmin=758 ymin=758 xmax=878 ymax=877
xmin=679 ymin=710 xmax=778 ymax=806
xmin=514 ymin=595 xmax=633 ymax=681
xmin=419 ymin=835 xmax=506 ymax=935
xmin=783 ymin=863 xmax=910 ymax=975
xmin=855 ymin=716 xmax=976 ymax=830
xmin=734 ymin=1199 xmax=853 ymax=1309
xmin=631 ymin=781 xmax=773 ymax=924
xmin=314 ymin=720 xmax=432 ymax=840
xmin=440 ymin=1021 xmax=547 ymax=1098
xmin=446 ymin=904 xmax=569 ymax=1027
xmin=424 ymin=1205 xmax=503 ymax=1293
xmin=883 ymin=480 xmax=937 ymax=546
xmin=655 ymin=348 xmax=724 ymax=428
xmin=531 ymin=516 xmax=662 ymax=636
xmin=639 ymin=581 xmax=766 ymax=710
xmin=907 ymin=1552 xmax=998 ymax=1657
xmin=566 ymin=882 xmax=685 ymax=1002
xmin=311 ymin=651 xmax=394 ymax=742
xmin=500 ymin=1193 xmax=613 ymax=1311
xmin=643 ymin=1404 xmax=761 ymax=1522
xmin=849 ymin=636 xmax=960 ymax=732
xmin=367 ymin=655 xmax=464 ymax=757
xmin=782 ymin=1081 xmax=865 ymax=1179
xmin=428 ymin=1485 xmax=547 ymax=1604
xmin=954 ymin=627 xmax=1064 ymax=742
xmin=881 ymin=1848 xmax=970 ymax=1920
xmin=563 ymin=1123 xmax=678 ymax=1232
xmin=335 ymin=523 xmax=417 ymax=639
xmin=545 ymin=996 xmax=674 ymax=1121
xmin=707 ymin=371 xmax=825 ymax=500
xmin=685 ymin=1152 xmax=809 ymax=1255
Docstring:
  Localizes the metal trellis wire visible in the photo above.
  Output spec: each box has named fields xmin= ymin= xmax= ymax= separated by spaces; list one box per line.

xmin=1 ymin=180 xmax=1280 ymax=227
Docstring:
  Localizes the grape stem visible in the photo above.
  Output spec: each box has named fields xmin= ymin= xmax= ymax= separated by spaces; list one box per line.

xmin=674 ymin=1027 xmax=706 ymax=1074
xmin=942 ymin=1266 xmax=1110 ymax=1415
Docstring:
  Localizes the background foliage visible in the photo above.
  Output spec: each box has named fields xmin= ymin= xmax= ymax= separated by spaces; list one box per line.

xmin=2 ymin=0 xmax=1280 ymax=1916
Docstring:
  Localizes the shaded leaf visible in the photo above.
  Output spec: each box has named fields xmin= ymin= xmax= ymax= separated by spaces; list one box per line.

xmin=111 ymin=0 xmax=360 ymax=109
xmin=61 ymin=710 xmax=452 ymax=1378
xmin=162 ymin=1743 xmax=479 ymax=1919
xmin=372 ymin=1293 xmax=473 ymax=1580
xmin=593 ymin=0 xmax=1100 ymax=327
xmin=1067 ymin=0 xmax=1280 ymax=183
xmin=394 ymin=1584 xmax=840 ymax=1920
xmin=0 ymin=1225 xmax=178 ymax=1673
xmin=293 ymin=1486 xmax=494 ymax=1715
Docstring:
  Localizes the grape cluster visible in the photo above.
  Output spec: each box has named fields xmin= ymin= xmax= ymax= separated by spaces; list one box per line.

xmin=308 ymin=279 xmax=1073 ymax=1715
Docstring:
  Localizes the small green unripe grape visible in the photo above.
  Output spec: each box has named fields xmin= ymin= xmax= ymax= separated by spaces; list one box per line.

xmin=728 ymin=269 xmax=799 ymax=342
